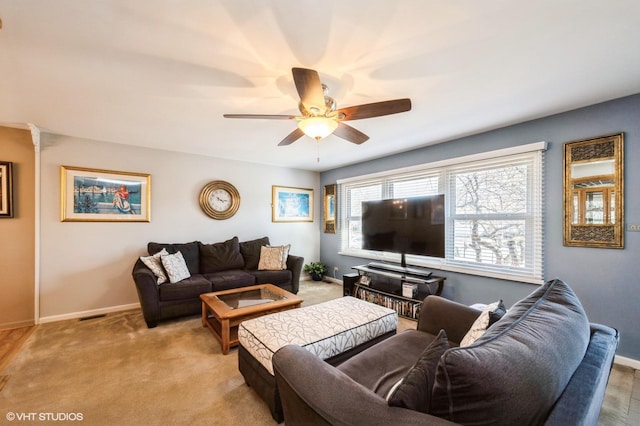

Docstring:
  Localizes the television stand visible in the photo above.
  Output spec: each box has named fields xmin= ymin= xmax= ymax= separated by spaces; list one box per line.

xmin=351 ymin=264 xmax=445 ymax=320
xmin=367 ymin=261 xmax=433 ymax=279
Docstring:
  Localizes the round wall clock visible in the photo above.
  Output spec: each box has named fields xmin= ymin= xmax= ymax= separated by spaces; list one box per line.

xmin=199 ymin=180 xmax=240 ymax=220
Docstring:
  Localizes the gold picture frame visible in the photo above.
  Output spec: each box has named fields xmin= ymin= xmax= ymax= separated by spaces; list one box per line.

xmin=323 ymin=184 xmax=336 ymax=233
xmin=61 ymin=166 xmax=151 ymax=222
xmin=272 ymin=185 xmax=313 ymax=222
xmin=563 ymin=133 xmax=624 ymax=248
xmin=0 ymin=161 xmax=13 ymax=218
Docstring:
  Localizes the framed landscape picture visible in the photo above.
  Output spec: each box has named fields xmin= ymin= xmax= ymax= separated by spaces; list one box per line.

xmin=60 ymin=166 xmax=151 ymax=222
xmin=272 ymin=185 xmax=313 ymax=222
xmin=0 ymin=161 xmax=13 ymax=218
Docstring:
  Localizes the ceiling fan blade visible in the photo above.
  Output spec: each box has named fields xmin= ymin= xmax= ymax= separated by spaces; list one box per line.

xmin=333 ymin=122 xmax=369 ymax=145
xmin=278 ymin=128 xmax=305 ymax=146
xmin=292 ymin=67 xmax=326 ymax=113
xmin=336 ymin=98 xmax=412 ymax=121
xmin=223 ymin=114 xmax=297 ymax=120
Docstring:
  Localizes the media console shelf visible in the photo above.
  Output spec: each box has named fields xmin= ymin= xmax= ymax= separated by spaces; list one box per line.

xmin=351 ymin=263 xmax=445 ymax=320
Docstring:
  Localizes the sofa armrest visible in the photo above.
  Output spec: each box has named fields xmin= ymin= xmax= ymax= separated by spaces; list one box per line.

xmin=273 ymin=345 xmax=455 ymax=426
xmin=131 ymin=258 xmax=161 ymax=328
xmin=417 ymin=296 xmax=482 ymax=345
xmin=286 ymin=255 xmax=304 ymax=294
xmin=544 ymin=323 xmax=619 ymax=426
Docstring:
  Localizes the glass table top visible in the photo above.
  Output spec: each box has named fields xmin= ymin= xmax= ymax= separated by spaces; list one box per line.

xmin=215 ymin=287 xmax=287 ymax=310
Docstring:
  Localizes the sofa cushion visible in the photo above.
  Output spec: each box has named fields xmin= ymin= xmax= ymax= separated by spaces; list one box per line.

xmin=240 ymin=237 xmax=270 ymax=270
xmin=387 ymin=329 xmax=450 ymax=413
xmin=203 ymin=270 xmax=256 ymax=291
xmin=158 ymin=274 xmax=212 ymax=301
xmin=148 ymin=241 xmax=200 ymax=275
xmin=200 ymin=237 xmax=245 ymax=273
xmin=338 ymin=329 xmax=435 ymax=398
xmin=430 ymin=279 xmax=590 ymax=424
xmin=251 ymin=269 xmax=292 ymax=286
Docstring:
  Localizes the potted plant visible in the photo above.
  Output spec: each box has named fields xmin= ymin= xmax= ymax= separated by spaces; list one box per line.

xmin=303 ymin=262 xmax=328 ymax=281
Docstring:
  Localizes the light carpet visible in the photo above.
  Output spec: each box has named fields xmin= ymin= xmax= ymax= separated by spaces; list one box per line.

xmin=1 ymin=281 xmax=413 ymax=426
xmin=0 ymin=280 xmax=627 ymax=425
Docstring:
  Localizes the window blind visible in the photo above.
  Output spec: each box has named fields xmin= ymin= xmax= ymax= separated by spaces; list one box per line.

xmin=338 ymin=143 xmax=545 ymax=284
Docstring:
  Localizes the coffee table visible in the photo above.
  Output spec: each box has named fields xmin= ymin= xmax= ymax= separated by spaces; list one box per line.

xmin=200 ymin=284 xmax=303 ymax=354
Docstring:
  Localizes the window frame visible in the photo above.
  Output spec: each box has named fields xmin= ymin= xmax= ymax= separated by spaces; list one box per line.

xmin=337 ymin=142 xmax=546 ymax=284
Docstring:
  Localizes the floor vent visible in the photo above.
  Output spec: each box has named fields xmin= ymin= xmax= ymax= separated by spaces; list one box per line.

xmin=79 ymin=314 xmax=107 ymax=321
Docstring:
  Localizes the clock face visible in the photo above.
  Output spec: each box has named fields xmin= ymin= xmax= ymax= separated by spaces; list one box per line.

xmin=199 ymin=181 xmax=240 ymax=220
xmin=209 ymin=188 xmax=232 ymax=212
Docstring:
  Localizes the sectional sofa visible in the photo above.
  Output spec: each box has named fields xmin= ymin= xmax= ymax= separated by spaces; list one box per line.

xmin=273 ymin=278 xmax=619 ymax=425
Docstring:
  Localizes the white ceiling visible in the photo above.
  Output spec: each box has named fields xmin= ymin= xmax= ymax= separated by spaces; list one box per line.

xmin=1 ymin=1 xmax=640 ymax=172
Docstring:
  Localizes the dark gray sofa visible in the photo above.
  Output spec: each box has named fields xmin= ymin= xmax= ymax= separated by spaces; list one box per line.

xmin=273 ymin=278 xmax=619 ymax=425
xmin=132 ymin=236 xmax=303 ymax=328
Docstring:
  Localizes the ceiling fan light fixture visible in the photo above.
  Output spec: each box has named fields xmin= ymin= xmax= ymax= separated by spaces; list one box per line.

xmin=297 ymin=116 xmax=338 ymax=141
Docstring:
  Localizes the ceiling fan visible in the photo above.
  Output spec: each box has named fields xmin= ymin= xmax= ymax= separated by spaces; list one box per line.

xmin=223 ymin=67 xmax=412 ymax=146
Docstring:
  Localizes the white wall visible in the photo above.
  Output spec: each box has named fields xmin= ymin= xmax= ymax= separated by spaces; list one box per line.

xmin=39 ymin=134 xmax=320 ymax=320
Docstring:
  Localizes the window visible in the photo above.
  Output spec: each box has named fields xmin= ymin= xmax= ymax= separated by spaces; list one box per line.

xmin=338 ymin=143 xmax=545 ymax=283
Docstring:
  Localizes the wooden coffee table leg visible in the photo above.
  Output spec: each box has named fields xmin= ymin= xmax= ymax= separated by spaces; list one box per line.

xmin=201 ymin=301 xmax=207 ymax=328
xmin=221 ymin=318 xmax=230 ymax=355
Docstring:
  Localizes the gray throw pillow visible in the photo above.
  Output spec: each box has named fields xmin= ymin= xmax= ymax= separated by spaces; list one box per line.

xmin=488 ymin=299 xmax=506 ymax=326
xmin=387 ymin=329 xmax=449 ymax=413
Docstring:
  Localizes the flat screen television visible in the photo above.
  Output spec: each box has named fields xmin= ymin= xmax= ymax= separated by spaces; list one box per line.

xmin=361 ymin=194 xmax=445 ymax=266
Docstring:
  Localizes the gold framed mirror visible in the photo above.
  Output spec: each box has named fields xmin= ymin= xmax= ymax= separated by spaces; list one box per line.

xmin=563 ymin=133 xmax=624 ymax=248
xmin=323 ymin=184 xmax=336 ymax=233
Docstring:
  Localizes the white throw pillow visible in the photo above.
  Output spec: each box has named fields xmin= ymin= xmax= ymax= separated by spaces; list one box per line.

xmin=460 ymin=300 xmax=502 ymax=347
xmin=140 ymin=248 xmax=169 ymax=284
xmin=160 ymin=251 xmax=191 ymax=283
xmin=258 ymin=246 xmax=286 ymax=271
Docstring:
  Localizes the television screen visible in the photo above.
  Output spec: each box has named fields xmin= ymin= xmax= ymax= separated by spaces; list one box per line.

xmin=361 ymin=195 xmax=445 ymax=259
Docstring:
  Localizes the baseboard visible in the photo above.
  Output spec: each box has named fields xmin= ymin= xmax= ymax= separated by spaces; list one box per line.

xmin=0 ymin=319 xmax=36 ymax=331
xmin=300 ymin=277 xmax=342 ymax=285
xmin=39 ymin=303 xmax=140 ymax=324
xmin=614 ymin=355 xmax=640 ymax=370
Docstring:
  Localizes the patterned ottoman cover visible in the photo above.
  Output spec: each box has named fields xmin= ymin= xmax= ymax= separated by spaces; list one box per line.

xmin=238 ymin=296 xmax=398 ymax=375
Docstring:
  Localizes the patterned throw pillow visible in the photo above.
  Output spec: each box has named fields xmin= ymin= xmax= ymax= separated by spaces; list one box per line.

xmin=140 ymin=248 xmax=169 ymax=284
xmin=460 ymin=300 xmax=506 ymax=347
xmin=258 ymin=246 xmax=286 ymax=271
xmin=160 ymin=251 xmax=191 ymax=283
xmin=267 ymin=244 xmax=290 ymax=269
xmin=387 ymin=329 xmax=450 ymax=413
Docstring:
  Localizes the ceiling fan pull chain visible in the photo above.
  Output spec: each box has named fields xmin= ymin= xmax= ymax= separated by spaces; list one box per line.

xmin=317 ymin=141 xmax=321 ymax=163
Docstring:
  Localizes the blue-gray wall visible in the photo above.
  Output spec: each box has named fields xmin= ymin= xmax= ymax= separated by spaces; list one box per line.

xmin=321 ymin=93 xmax=640 ymax=361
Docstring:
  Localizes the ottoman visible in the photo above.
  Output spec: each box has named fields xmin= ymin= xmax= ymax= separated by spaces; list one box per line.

xmin=238 ymin=296 xmax=398 ymax=422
